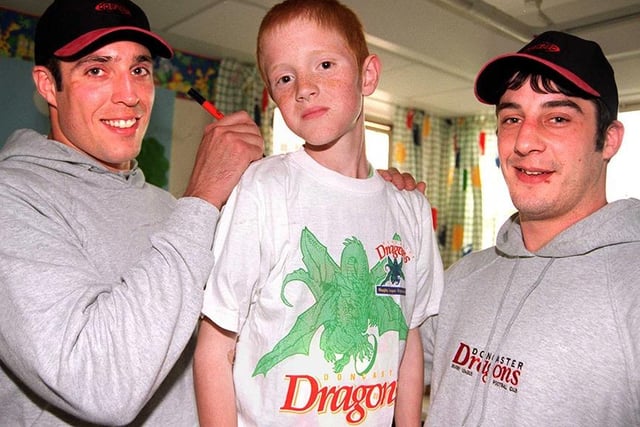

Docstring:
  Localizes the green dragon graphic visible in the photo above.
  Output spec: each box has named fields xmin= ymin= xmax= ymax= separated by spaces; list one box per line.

xmin=252 ymin=227 xmax=408 ymax=377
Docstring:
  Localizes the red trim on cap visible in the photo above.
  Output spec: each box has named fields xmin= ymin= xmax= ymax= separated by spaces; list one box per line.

xmin=515 ymin=53 xmax=600 ymax=97
xmin=474 ymin=52 xmax=600 ymax=104
xmin=54 ymin=26 xmax=172 ymax=58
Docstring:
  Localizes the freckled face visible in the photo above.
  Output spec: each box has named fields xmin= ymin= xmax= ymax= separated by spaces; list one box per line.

xmin=50 ymin=41 xmax=155 ymax=171
xmin=261 ymin=18 xmax=365 ymax=148
xmin=496 ymin=80 xmax=609 ymax=223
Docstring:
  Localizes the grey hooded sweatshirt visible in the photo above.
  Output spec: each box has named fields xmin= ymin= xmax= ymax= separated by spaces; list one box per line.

xmin=424 ymin=198 xmax=640 ymax=426
xmin=0 ymin=129 xmax=218 ymax=426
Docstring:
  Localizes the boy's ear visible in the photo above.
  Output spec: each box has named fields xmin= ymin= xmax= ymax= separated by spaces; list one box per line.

xmin=361 ymin=54 xmax=381 ymax=96
xmin=32 ymin=65 xmax=59 ymax=108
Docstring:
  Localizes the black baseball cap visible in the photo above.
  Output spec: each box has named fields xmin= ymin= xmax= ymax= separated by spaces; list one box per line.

xmin=35 ymin=0 xmax=173 ymax=65
xmin=475 ymin=31 xmax=618 ymax=115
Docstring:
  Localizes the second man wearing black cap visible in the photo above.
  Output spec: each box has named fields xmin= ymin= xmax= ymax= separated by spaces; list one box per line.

xmin=423 ymin=31 xmax=640 ymax=426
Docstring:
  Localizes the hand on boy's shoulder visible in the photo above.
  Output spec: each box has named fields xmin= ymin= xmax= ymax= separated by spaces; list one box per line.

xmin=378 ymin=167 xmax=426 ymax=195
xmin=183 ymin=111 xmax=264 ymax=209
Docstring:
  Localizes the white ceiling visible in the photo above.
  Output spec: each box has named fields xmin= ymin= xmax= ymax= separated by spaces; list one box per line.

xmin=3 ymin=0 xmax=640 ymax=117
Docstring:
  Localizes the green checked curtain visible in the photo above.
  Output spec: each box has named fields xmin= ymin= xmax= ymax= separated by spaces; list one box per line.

xmin=440 ymin=116 xmax=484 ymax=267
xmin=213 ymin=58 xmax=277 ymax=156
xmin=214 ymin=58 xmax=266 ymax=132
xmin=390 ymin=107 xmax=450 ymax=236
xmin=390 ymin=108 xmax=425 ymax=182
xmin=391 ymin=107 xmax=493 ymax=268
xmin=261 ymin=100 xmax=276 ymax=155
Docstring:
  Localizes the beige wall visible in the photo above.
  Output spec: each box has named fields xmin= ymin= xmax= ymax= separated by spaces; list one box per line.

xmin=168 ymin=97 xmax=214 ymax=198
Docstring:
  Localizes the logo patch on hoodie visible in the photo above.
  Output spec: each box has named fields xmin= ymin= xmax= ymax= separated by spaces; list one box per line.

xmin=449 ymin=341 xmax=524 ymax=394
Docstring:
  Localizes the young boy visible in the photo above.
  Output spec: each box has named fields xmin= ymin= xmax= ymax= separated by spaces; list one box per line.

xmin=193 ymin=0 xmax=443 ymax=425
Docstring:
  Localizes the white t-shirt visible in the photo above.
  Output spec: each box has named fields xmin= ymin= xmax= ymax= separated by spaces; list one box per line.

xmin=202 ymin=149 xmax=443 ymax=426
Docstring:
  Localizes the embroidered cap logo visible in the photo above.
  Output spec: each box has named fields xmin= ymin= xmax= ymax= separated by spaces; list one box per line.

xmin=523 ymin=41 xmax=560 ymax=54
xmin=95 ymin=2 xmax=133 ymax=16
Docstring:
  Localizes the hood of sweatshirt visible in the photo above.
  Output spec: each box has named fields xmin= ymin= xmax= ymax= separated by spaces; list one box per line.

xmin=495 ymin=198 xmax=640 ymax=258
xmin=0 ymin=129 xmax=145 ymax=189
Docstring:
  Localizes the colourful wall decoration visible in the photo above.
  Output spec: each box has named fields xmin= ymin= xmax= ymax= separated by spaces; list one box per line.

xmin=154 ymin=50 xmax=219 ymax=102
xmin=0 ymin=8 xmax=36 ymax=60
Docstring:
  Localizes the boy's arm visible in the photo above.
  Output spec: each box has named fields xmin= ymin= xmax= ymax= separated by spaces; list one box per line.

xmin=394 ymin=327 xmax=425 ymax=427
xmin=421 ymin=315 xmax=437 ymax=387
xmin=194 ymin=318 xmax=239 ymax=427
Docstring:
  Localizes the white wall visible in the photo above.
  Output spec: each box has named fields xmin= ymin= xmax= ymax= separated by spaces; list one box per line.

xmin=608 ymin=110 xmax=640 ymax=201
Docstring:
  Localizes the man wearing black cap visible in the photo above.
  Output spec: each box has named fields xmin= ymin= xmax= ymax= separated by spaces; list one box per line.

xmin=0 ymin=0 xmax=264 ymax=425
xmin=423 ymin=31 xmax=640 ymax=425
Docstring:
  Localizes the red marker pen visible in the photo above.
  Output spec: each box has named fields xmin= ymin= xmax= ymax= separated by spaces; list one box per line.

xmin=187 ymin=88 xmax=224 ymax=120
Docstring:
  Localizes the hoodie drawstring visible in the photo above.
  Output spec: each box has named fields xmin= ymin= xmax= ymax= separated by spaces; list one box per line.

xmin=462 ymin=257 xmax=556 ymax=426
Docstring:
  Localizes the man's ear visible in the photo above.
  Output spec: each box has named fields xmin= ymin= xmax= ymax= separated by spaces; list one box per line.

xmin=602 ymin=120 xmax=625 ymax=161
xmin=361 ymin=54 xmax=381 ymax=97
xmin=32 ymin=65 xmax=58 ymax=108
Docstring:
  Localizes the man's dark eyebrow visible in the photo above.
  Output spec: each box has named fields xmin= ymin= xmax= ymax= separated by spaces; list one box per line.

xmin=69 ymin=55 xmax=111 ymax=72
xmin=69 ymin=53 xmax=153 ymax=71
xmin=496 ymin=99 xmax=584 ymax=114
xmin=135 ymin=54 xmax=153 ymax=64
xmin=74 ymin=54 xmax=111 ymax=66
xmin=496 ymin=101 xmax=519 ymax=113
xmin=543 ymin=99 xmax=584 ymax=114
